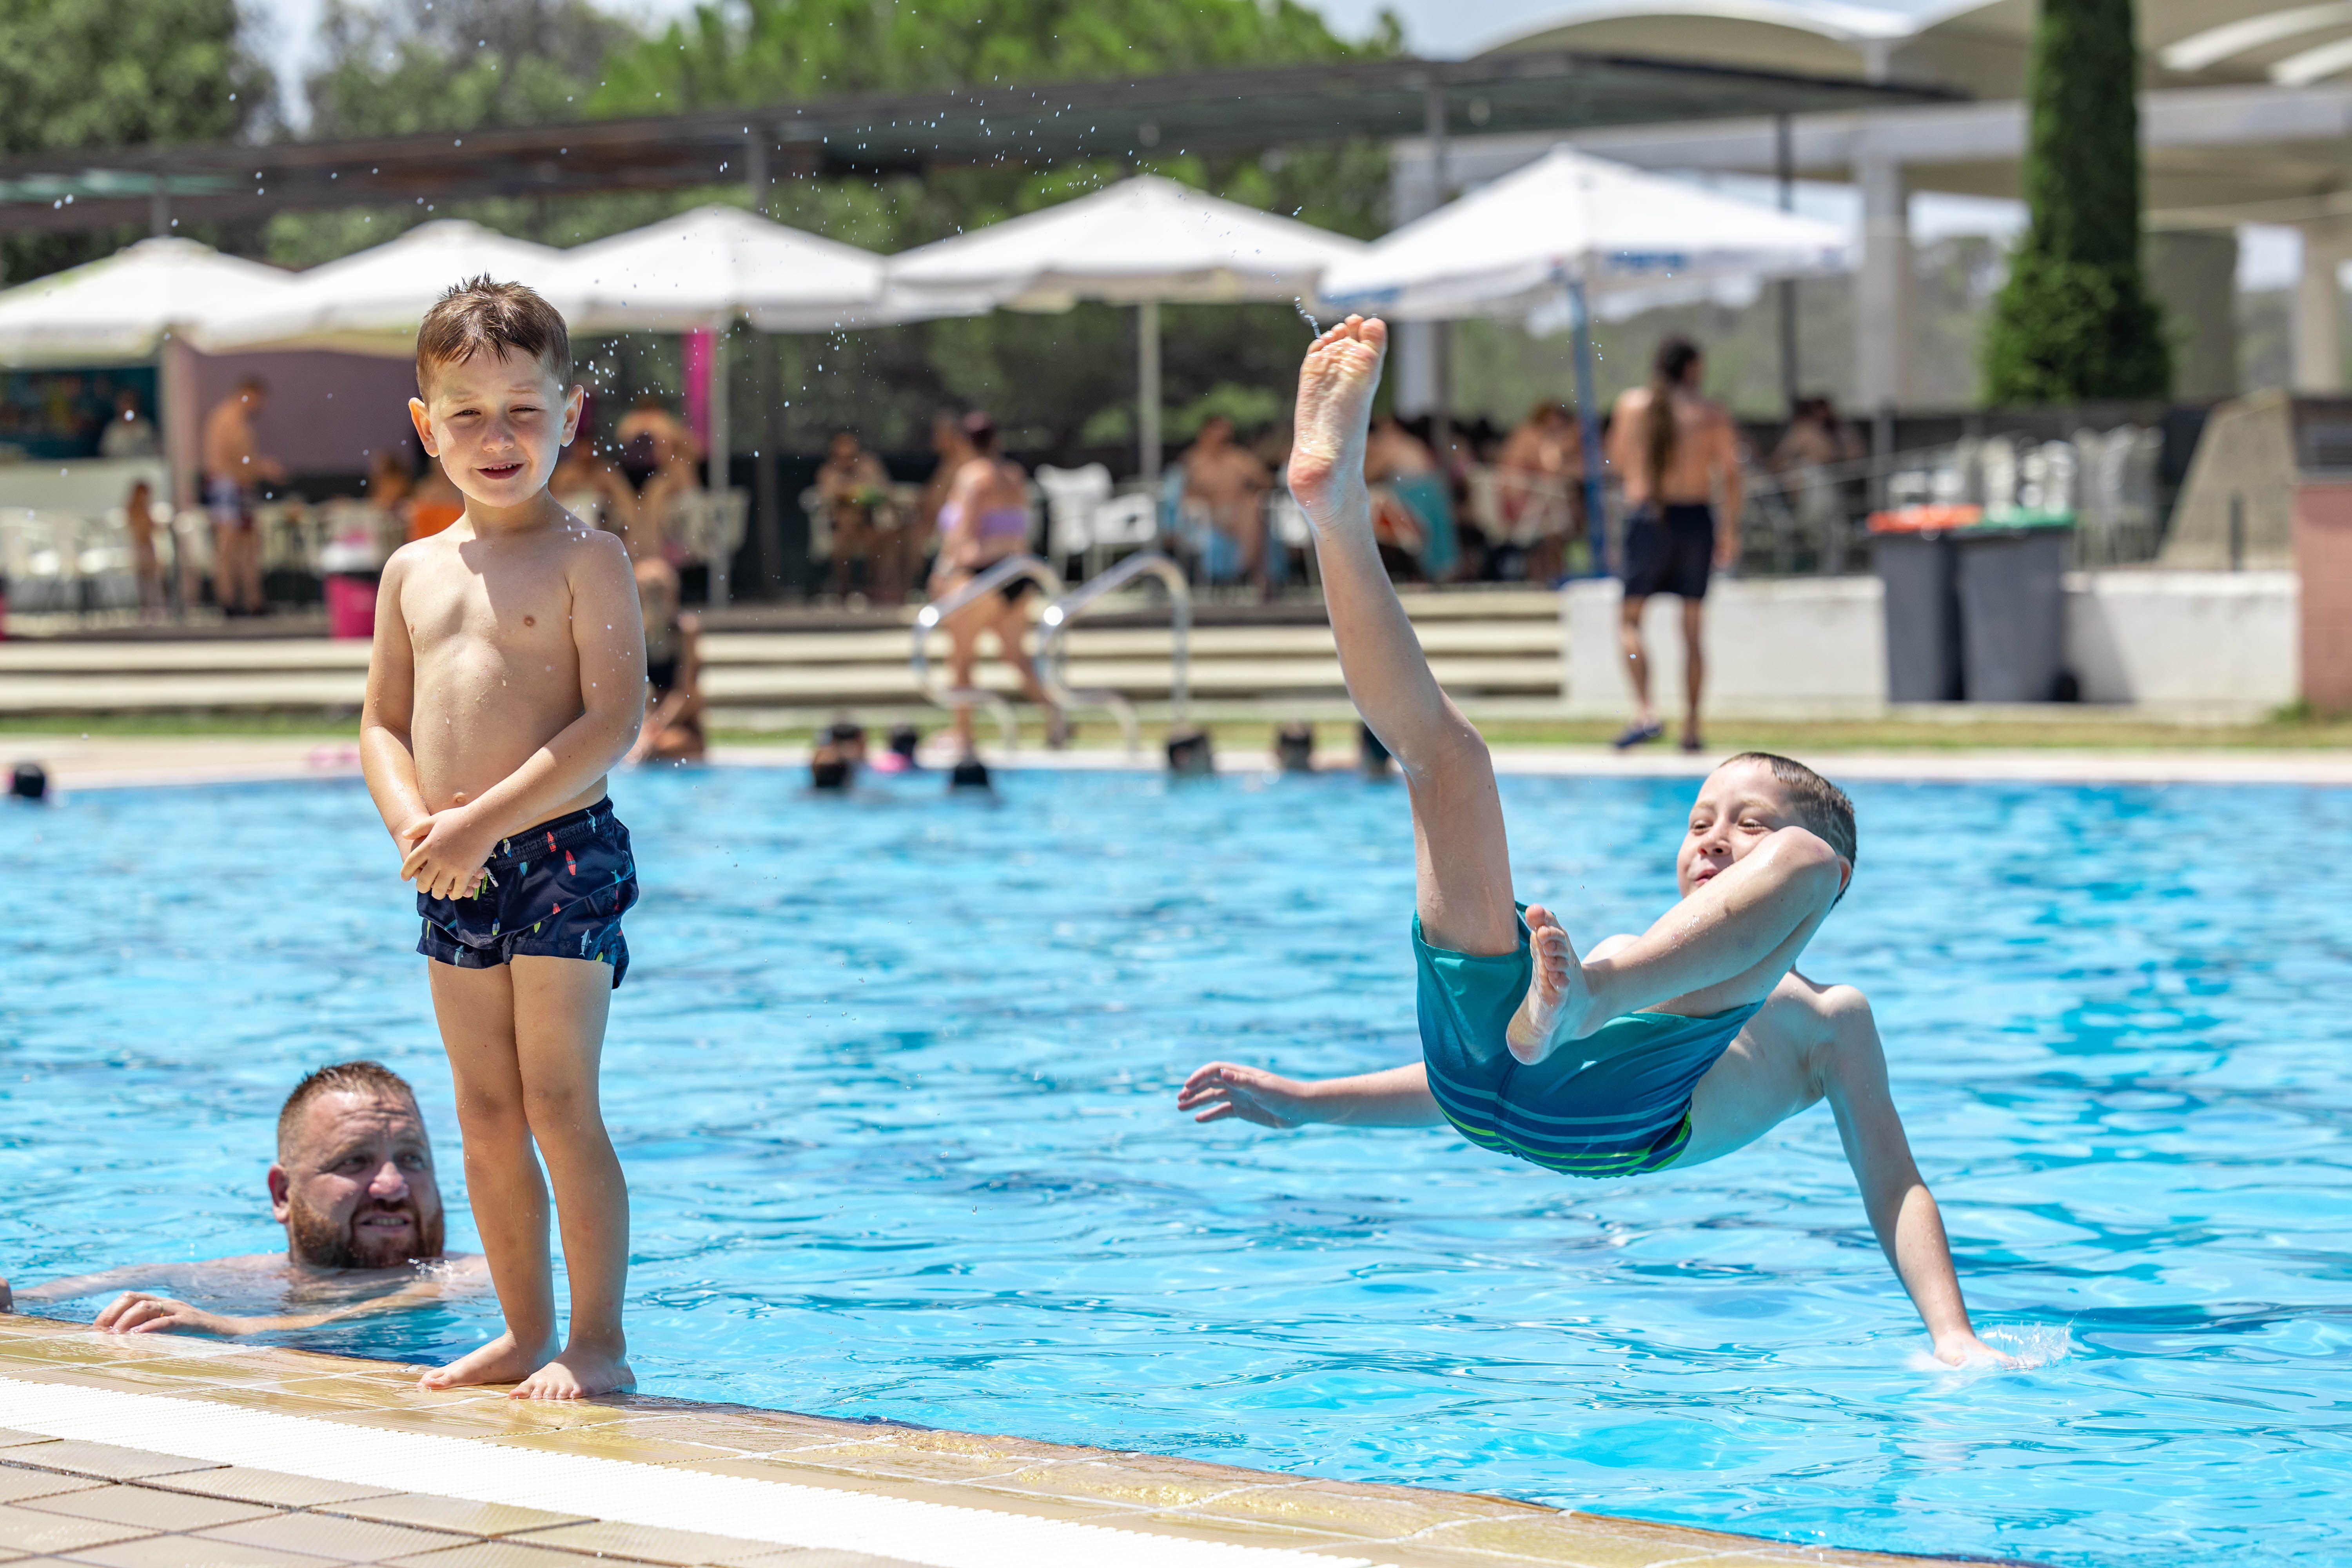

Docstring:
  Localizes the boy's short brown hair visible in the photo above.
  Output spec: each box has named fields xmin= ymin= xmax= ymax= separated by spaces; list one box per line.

xmin=277 ymin=1060 xmax=420 ymax=1158
xmin=1724 ymin=751 xmax=1856 ymax=870
xmin=415 ymin=275 xmax=568 ymax=396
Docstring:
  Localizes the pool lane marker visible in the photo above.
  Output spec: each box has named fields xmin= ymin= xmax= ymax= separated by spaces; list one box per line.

xmin=0 ymin=1372 xmax=1369 ymax=1568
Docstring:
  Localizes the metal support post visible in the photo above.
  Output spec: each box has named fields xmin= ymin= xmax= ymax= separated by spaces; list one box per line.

xmin=1775 ymin=114 xmax=1798 ymax=412
xmin=1568 ymin=279 xmax=1608 ymax=577
xmin=1139 ymin=299 xmax=1162 ymax=484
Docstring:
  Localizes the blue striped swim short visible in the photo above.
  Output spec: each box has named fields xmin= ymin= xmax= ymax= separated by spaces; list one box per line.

xmin=1414 ymin=907 xmax=1760 ymax=1178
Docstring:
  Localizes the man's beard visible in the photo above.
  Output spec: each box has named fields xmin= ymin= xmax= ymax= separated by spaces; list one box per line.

xmin=287 ymin=1198 xmax=443 ymax=1271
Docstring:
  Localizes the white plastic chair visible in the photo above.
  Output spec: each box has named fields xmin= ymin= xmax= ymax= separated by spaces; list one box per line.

xmin=1034 ymin=463 xmax=1114 ymax=565
xmin=1083 ymin=492 xmax=1160 ymax=578
xmin=799 ymin=485 xmax=833 ymax=561
xmin=1268 ymin=492 xmax=1319 ymax=587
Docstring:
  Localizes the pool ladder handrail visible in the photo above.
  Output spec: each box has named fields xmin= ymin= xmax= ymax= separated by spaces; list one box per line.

xmin=910 ymin=554 xmax=1065 ymax=751
xmin=1036 ymin=551 xmax=1191 ymax=754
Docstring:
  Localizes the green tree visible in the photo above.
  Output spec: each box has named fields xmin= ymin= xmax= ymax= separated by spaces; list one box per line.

xmin=0 ymin=0 xmax=271 ymax=281
xmin=303 ymin=0 xmax=626 ymax=137
xmin=1981 ymin=0 xmax=2170 ymax=403
xmin=583 ymin=0 xmax=1393 ymax=455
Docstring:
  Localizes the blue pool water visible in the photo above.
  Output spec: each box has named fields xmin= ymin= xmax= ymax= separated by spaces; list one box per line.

xmin=4 ymin=765 xmax=2350 ymax=1567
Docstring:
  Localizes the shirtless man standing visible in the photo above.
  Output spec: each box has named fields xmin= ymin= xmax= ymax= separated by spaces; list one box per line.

xmin=1605 ymin=337 xmax=1742 ymax=753
xmin=1180 ymin=415 xmax=1272 ymax=586
xmin=201 ymin=376 xmax=288 ymax=616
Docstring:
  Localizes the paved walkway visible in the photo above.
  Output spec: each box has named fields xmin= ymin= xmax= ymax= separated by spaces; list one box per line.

xmin=0 ymin=1316 xmax=1966 ymax=1567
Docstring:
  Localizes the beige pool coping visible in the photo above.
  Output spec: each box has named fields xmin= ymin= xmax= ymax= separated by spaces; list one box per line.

xmin=0 ymin=1314 xmax=1991 ymax=1568
xmin=9 ymin=732 xmax=2352 ymax=792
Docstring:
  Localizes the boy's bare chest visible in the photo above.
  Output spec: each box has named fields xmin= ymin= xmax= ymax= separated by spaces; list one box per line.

xmin=404 ymin=553 xmax=575 ymax=666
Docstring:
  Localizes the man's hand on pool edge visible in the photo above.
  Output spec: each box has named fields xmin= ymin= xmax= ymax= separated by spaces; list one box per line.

xmin=94 ymin=1291 xmax=249 ymax=1337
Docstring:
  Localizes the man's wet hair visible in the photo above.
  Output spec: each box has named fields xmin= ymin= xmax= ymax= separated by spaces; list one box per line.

xmin=278 ymin=1061 xmax=419 ymax=1156
xmin=415 ymin=275 xmax=569 ymax=396
xmin=1724 ymin=751 xmax=1856 ymax=871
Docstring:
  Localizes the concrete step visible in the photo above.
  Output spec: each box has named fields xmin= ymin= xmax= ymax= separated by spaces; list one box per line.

xmin=0 ymin=592 xmax=1566 ymax=713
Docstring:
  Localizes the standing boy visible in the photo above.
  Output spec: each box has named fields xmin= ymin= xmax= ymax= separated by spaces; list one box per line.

xmin=361 ymin=277 xmax=646 ymax=1399
xmin=1178 ymin=317 xmax=2004 ymax=1366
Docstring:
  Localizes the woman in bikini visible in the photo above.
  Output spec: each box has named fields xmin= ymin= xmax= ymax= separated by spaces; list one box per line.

xmin=928 ymin=412 xmax=1063 ymax=755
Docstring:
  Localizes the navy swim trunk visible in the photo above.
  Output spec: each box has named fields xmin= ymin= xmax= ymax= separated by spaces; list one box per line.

xmin=1620 ymin=503 xmax=1716 ymax=601
xmin=1414 ymin=906 xmax=1760 ymax=1178
xmin=417 ymin=800 xmax=637 ymax=989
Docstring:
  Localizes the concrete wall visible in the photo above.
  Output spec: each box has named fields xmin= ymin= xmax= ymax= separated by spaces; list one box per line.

xmin=1562 ymin=569 xmax=2298 ymax=718
xmin=2066 ymin=570 xmax=2297 ymax=712
xmin=1562 ymin=577 xmax=1888 ymax=718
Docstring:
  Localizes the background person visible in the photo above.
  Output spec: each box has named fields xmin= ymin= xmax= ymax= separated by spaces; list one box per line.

xmin=929 ymin=411 xmax=1063 ymax=755
xmin=403 ymin=458 xmax=465 ymax=543
xmin=123 ymin=478 xmax=164 ymax=618
xmin=1180 ymin=414 xmax=1273 ymax=589
xmin=1605 ymin=336 xmax=1743 ymax=753
xmin=816 ymin=429 xmax=895 ymax=599
xmin=0 ymin=1062 xmax=484 ymax=1335
xmin=1495 ymin=400 xmax=1581 ymax=583
xmin=98 ymin=386 xmax=159 ymax=459
xmin=201 ymin=375 xmax=287 ymax=615
xmin=626 ymin=527 xmax=705 ymax=766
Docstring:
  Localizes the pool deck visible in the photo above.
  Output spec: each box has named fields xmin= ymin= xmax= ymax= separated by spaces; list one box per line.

xmin=9 ymin=733 xmax=2352 ymax=792
xmin=0 ymin=1314 xmax=1984 ymax=1568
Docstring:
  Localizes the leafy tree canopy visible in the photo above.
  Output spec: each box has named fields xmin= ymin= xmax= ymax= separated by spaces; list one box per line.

xmin=303 ymin=0 xmax=626 ymax=137
xmin=0 ymin=0 xmax=270 ymax=281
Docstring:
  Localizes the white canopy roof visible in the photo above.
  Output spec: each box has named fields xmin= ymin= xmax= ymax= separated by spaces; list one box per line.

xmin=1319 ymin=146 xmax=1848 ymax=321
xmin=551 ymin=204 xmax=977 ymax=332
xmin=0 ymin=238 xmax=297 ymax=367
xmin=887 ymin=174 xmax=1366 ymax=310
xmin=198 ymin=220 xmax=574 ymax=358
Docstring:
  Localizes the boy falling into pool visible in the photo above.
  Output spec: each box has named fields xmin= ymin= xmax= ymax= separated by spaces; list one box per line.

xmin=1179 ymin=317 xmax=2002 ymax=1365
xmin=360 ymin=277 xmax=646 ymax=1398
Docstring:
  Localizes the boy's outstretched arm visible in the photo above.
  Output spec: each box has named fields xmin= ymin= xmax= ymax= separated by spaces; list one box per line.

xmin=1179 ymin=1060 xmax=1444 ymax=1129
xmin=1820 ymin=993 xmax=2006 ymax=1365
xmin=1292 ymin=316 xmax=1515 ymax=958
xmin=360 ymin=552 xmax=432 ymax=861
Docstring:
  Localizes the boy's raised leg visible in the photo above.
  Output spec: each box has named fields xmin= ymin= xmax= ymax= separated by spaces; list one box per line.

xmin=506 ymin=956 xmax=632 ymax=1400
xmin=1290 ymin=317 xmax=1517 ymax=959
xmin=420 ymin=963 xmax=561 ymax=1391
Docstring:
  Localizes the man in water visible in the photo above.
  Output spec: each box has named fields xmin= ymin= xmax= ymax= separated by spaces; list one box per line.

xmin=0 ymin=1061 xmax=483 ymax=1335
xmin=1179 ymin=316 xmax=2004 ymax=1366
xmin=1606 ymin=336 xmax=1742 ymax=753
xmin=201 ymin=375 xmax=288 ymax=617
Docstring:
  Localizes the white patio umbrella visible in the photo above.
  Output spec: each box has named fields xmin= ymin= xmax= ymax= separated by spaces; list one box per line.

xmin=197 ymin=219 xmax=573 ymax=358
xmin=0 ymin=237 xmax=295 ymax=366
xmin=0 ymin=237 xmax=303 ymax=514
xmin=546 ymin=204 xmax=989 ymax=608
xmin=1320 ymin=147 xmax=1849 ymax=548
xmin=552 ymin=203 xmax=976 ymax=334
xmin=888 ymin=175 xmax=1367 ymax=479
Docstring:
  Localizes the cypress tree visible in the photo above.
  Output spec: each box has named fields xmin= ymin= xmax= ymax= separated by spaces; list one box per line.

xmin=1981 ymin=0 xmax=2171 ymax=403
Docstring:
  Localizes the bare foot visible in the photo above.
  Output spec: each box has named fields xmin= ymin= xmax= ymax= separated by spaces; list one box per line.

xmin=1289 ymin=315 xmax=1388 ymax=527
xmin=511 ymin=1343 xmax=635 ymax=1401
xmin=418 ymin=1329 xmax=557 ymax=1392
xmin=1504 ymin=904 xmax=1592 ymax=1065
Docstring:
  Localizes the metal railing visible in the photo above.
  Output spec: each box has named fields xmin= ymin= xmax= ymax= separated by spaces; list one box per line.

xmin=909 ymin=553 xmax=1064 ymax=750
xmin=1035 ymin=550 xmax=1190 ymax=754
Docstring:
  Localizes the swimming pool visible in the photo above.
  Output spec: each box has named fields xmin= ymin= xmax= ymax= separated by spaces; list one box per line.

xmin=4 ymin=764 xmax=2348 ymax=1567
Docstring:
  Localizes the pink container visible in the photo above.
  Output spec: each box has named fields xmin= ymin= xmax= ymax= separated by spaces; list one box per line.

xmin=325 ymin=574 xmax=376 ymax=641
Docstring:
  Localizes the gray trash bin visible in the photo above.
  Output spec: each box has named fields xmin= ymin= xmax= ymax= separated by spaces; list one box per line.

xmin=1954 ymin=526 xmax=2071 ymax=702
xmin=1871 ymin=531 xmax=1962 ymax=702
